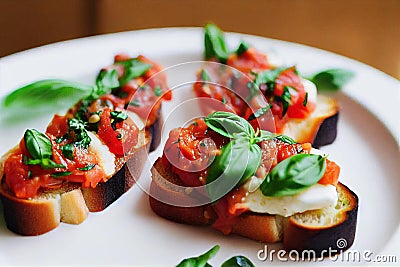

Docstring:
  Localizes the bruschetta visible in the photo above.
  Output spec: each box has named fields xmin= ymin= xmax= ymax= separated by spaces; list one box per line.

xmin=0 ymin=54 xmax=171 ymax=236
xmin=149 ymin=111 xmax=358 ymax=253
xmin=194 ymin=24 xmax=339 ymax=147
xmin=98 ymin=53 xmax=172 ymax=151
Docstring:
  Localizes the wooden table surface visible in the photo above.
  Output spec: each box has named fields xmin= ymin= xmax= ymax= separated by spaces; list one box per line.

xmin=1 ymin=0 xmax=399 ymax=79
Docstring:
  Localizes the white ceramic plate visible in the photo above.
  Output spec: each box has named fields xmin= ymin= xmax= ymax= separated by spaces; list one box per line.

xmin=0 ymin=28 xmax=399 ymax=265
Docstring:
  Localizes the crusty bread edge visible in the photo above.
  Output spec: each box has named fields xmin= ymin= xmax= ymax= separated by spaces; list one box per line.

xmin=149 ymin=157 xmax=359 ymax=251
xmin=0 ymin=129 xmax=151 ymax=236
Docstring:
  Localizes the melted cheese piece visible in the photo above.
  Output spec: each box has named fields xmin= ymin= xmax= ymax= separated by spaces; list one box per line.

xmin=240 ymin=147 xmax=337 ymax=217
xmin=302 ymin=78 xmax=317 ymax=104
xmin=242 ymin=183 xmax=338 ymax=217
xmin=87 ymin=131 xmax=116 ymax=177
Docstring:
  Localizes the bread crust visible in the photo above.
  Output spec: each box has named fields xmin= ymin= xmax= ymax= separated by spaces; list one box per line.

xmin=0 ymin=130 xmax=151 ymax=236
xmin=149 ymin=158 xmax=359 ymax=252
xmin=282 ymin=95 xmax=339 ymax=146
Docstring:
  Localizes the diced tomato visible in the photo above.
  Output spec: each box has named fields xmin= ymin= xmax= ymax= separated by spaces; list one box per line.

xmin=46 ymin=115 xmax=68 ymax=136
xmin=163 ymin=118 xmax=229 ymax=187
xmin=318 ymin=159 xmax=340 ymax=186
xmin=275 ymin=141 xmax=308 ymax=162
xmin=97 ymin=107 xmax=138 ymax=156
xmin=227 ymin=47 xmax=271 ymax=73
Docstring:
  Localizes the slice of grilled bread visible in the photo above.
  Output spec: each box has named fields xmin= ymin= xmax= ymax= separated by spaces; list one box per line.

xmin=0 ymin=129 xmax=151 ymax=236
xmin=149 ymin=158 xmax=358 ymax=253
xmin=282 ymin=95 xmax=339 ymax=147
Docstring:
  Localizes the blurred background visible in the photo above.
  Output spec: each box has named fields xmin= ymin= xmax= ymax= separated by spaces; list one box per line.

xmin=1 ymin=0 xmax=399 ymax=79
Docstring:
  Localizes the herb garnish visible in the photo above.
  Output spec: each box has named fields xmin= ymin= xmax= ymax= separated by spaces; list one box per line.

xmin=176 ymin=245 xmax=220 ymax=267
xmin=204 ymin=112 xmax=278 ymax=202
xmin=309 ymin=68 xmax=355 ymax=91
xmin=23 ymin=129 xmax=66 ymax=170
xmin=115 ymin=58 xmax=152 ymax=86
xmin=154 ymin=85 xmax=163 ymax=97
xmin=77 ymin=164 xmax=96 ymax=171
xmin=260 ymin=154 xmax=327 ymax=197
xmin=176 ymin=245 xmax=255 ymax=267
xmin=51 ymin=171 xmax=72 ymax=178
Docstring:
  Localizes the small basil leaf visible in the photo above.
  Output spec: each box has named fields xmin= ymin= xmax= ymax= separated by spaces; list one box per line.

xmin=24 ymin=157 xmax=66 ymax=170
xmin=116 ymin=58 xmax=152 ymax=86
xmin=253 ymin=67 xmax=287 ymax=87
xmin=201 ymin=69 xmax=211 ymax=81
xmin=176 ymin=245 xmax=220 ymax=267
xmin=2 ymin=80 xmax=93 ymax=112
xmin=247 ymin=104 xmax=272 ymax=121
xmin=205 ymin=111 xmax=255 ymax=139
xmin=95 ymin=69 xmax=119 ymax=92
xmin=51 ymin=171 xmax=72 ymax=177
xmin=260 ymin=154 xmax=326 ymax=197
xmin=221 ymin=256 xmax=255 ymax=267
xmin=204 ymin=23 xmax=230 ymax=63
xmin=207 ymin=137 xmax=261 ymax=202
xmin=310 ymin=68 xmax=355 ymax=91
xmin=68 ymin=118 xmax=91 ymax=149
xmin=61 ymin=143 xmax=74 ymax=160
xmin=274 ymin=135 xmax=296 ymax=144
xmin=24 ymin=129 xmax=53 ymax=159
xmin=236 ymin=41 xmax=249 ymax=56
xmin=77 ymin=164 xmax=96 ymax=171
xmin=110 ymin=111 xmax=128 ymax=121
xmin=154 ymin=85 xmax=163 ymax=97
xmin=253 ymin=130 xmax=276 ymax=143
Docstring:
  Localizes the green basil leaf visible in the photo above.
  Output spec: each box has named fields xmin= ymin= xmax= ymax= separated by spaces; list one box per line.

xmin=247 ymin=104 xmax=272 ymax=121
xmin=309 ymin=68 xmax=355 ymax=91
xmin=303 ymin=92 xmax=308 ymax=106
xmin=51 ymin=171 xmax=72 ymax=177
xmin=154 ymin=85 xmax=163 ymax=97
xmin=24 ymin=129 xmax=53 ymax=159
xmin=274 ymin=135 xmax=296 ymax=144
xmin=61 ymin=143 xmax=75 ymax=160
xmin=253 ymin=130 xmax=276 ymax=143
xmin=24 ymin=157 xmax=66 ymax=170
xmin=221 ymin=256 xmax=255 ymax=267
xmin=204 ymin=23 xmax=230 ymax=63
xmin=3 ymin=79 xmax=93 ymax=110
xmin=95 ymin=69 xmax=119 ymax=93
xmin=116 ymin=58 xmax=152 ymax=86
xmin=236 ymin=41 xmax=249 ymax=56
xmin=77 ymin=164 xmax=96 ymax=171
xmin=207 ymin=136 xmax=261 ymax=202
xmin=68 ymin=118 xmax=91 ymax=149
xmin=253 ymin=67 xmax=287 ymax=87
xmin=110 ymin=111 xmax=128 ymax=121
xmin=260 ymin=154 xmax=326 ymax=197
xmin=176 ymin=245 xmax=220 ymax=267
xmin=205 ymin=111 xmax=255 ymax=139
xmin=201 ymin=69 xmax=211 ymax=81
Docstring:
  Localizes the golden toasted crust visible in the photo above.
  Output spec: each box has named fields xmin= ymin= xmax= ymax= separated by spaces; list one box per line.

xmin=0 ymin=130 xmax=151 ymax=236
xmin=149 ymin=158 xmax=359 ymax=252
xmin=283 ymin=95 xmax=339 ymax=145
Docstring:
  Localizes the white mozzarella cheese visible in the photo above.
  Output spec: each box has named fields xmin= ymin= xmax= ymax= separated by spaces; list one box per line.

xmin=87 ymin=131 xmax=116 ymax=177
xmin=242 ymin=183 xmax=338 ymax=217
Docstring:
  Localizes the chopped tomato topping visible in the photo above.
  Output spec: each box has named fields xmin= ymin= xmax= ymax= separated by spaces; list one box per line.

xmin=195 ymin=49 xmax=316 ymax=133
xmin=97 ymin=107 xmax=138 ymax=156
xmin=227 ymin=47 xmax=271 ymax=73
xmin=318 ymin=159 xmax=340 ymax=186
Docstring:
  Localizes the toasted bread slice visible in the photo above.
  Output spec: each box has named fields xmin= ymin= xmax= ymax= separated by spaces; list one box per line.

xmin=149 ymin=158 xmax=358 ymax=252
xmin=0 ymin=130 xmax=150 ymax=236
xmin=282 ymin=95 xmax=339 ymax=147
